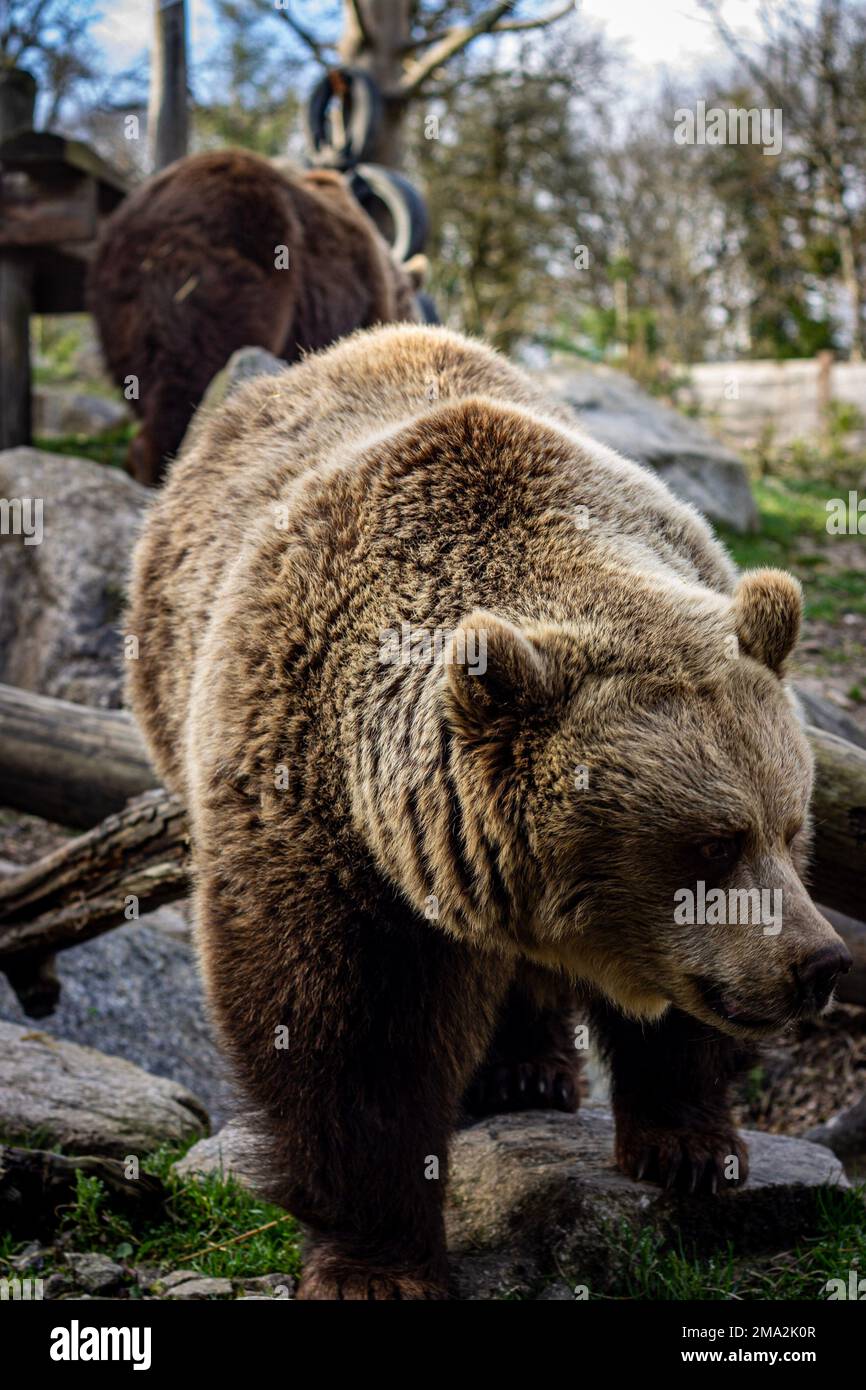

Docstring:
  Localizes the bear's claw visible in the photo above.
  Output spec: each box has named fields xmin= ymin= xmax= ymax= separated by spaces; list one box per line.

xmin=464 ymin=1058 xmax=581 ymax=1117
xmin=298 ymin=1257 xmax=449 ymax=1300
xmin=616 ymin=1121 xmax=749 ymax=1195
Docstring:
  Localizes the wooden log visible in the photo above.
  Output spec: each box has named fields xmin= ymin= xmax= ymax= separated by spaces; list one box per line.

xmin=0 ymin=1143 xmax=167 ymax=1239
xmin=807 ymin=726 xmax=866 ymax=927
xmin=0 ymin=786 xmax=188 ymax=954
xmin=0 ymin=682 xmax=156 ymax=828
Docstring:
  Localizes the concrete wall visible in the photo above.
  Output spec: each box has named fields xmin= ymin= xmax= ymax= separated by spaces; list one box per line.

xmin=679 ymin=359 xmax=866 ymax=450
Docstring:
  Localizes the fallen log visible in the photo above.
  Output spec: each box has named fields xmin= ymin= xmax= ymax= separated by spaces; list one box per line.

xmin=807 ymin=726 xmax=866 ymax=927
xmin=0 ymin=681 xmax=155 ymax=828
xmin=0 ymin=1144 xmax=167 ymax=1239
xmin=0 ymin=789 xmax=188 ymax=1015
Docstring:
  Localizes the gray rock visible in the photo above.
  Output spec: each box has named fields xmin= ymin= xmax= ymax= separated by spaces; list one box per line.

xmin=43 ymin=1273 xmax=73 ymax=1299
xmin=155 ymin=1271 xmax=234 ymax=1300
xmin=536 ymin=362 xmax=758 ymax=534
xmin=180 ymin=346 xmax=286 ymax=454
xmin=64 ymin=1253 xmax=125 ymax=1294
xmin=33 ymin=388 xmax=129 ymax=439
xmin=795 ymin=687 xmax=866 ymax=750
xmin=173 ymin=1104 xmax=847 ymax=1301
xmin=535 ymin=1280 xmax=576 ymax=1300
xmin=0 ymin=920 xmax=235 ymax=1126
xmin=0 ymin=447 xmax=147 ymax=707
xmin=806 ymin=1093 xmax=866 ymax=1179
xmin=172 ymin=1120 xmax=260 ymax=1190
xmin=447 ymin=1105 xmax=848 ymax=1298
xmin=0 ymin=1019 xmax=209 ymax=1158
xmin=237 ymin=1273 xmax=295 ymax=1300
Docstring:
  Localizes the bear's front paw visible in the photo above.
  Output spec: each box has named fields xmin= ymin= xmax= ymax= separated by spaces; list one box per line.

xmin=298 ymin=1255 xmax=449 ymax=1301
xmin=615 ymin=1118 xmax=749 ymax=1195
xmin=464 ymin=1057 xmax=581 ymax=1118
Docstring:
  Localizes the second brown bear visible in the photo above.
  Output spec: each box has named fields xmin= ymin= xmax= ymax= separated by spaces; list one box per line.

xmin=89 ymin=149 xmax=423 ymax=486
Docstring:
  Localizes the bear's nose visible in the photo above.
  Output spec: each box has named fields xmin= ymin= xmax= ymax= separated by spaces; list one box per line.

xmin=794 ymin=944 xmax=853 ymax=1010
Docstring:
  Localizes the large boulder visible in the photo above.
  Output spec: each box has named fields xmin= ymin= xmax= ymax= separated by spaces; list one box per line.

xmin=447 ymin=1106 xmax=846 ymax=1297
xmin=0 ymin=918 xmax=235 ymax=1127
xmin=33 ymin=388 xmax=129 ymax=439
xmin=536 ymin=362 xmax=758 ymax=534
xmin=0 ymin=1020 xmax=209 ymax=1158
xmin=174 ymin=1104 xmax=848 ymax=1299
xmin=0 ymin=448 xmax=147 ymax=708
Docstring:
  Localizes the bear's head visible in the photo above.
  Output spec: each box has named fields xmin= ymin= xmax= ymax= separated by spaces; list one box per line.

xmin=443 ymin=568 xmax=851 ymax=1039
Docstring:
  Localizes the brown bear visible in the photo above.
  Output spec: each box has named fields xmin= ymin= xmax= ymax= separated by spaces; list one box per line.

xmin=88 ymin=149 xmax=423 ymax=487
xmin=126 ymin=323 xmax=851 ymax=1300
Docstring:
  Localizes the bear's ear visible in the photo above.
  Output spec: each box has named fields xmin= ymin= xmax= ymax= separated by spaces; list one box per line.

xmin=733 ymin=569 xmax=802 ymax=673
xmin=403 ymin=253 xmax=428 ymax=289
xmin=443 ymin=611 xmax=555 ymax=743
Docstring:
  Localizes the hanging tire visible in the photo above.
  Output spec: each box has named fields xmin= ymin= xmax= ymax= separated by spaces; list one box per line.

xmin=349 ymin=164 xmax=429 ymax=262
xmin=414 ymin=290 xmax=440 ymax=325
xmin=305 ymin=68 xmax=382 ymax=169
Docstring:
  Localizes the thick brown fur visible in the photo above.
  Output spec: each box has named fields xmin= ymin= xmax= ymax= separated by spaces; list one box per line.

xmin=126 ymin=324 xmax=848 ymax=1298
xmin=88 ymin=149 xmax=421 ymax=487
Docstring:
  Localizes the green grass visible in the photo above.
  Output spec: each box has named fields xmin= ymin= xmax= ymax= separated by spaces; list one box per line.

xmin=553 ymin=1187 xmax=866 ymax=1301
xmin=717 ymin=477 xmax=866 ymax=623
xmin=3 ymin=1136 xmax=861 ymax=1300
xmin=33 ymin=423 xmax=136 ymax=473
xmin=0 ymin=1143 xmax=302 ymax=1293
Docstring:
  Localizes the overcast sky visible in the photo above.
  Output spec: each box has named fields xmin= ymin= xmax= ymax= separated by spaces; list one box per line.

xmin=94 ymin=0 xmax=767 ymax=84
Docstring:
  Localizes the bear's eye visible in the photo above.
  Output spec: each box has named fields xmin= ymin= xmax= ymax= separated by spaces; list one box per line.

xmin=698 ymin=835 xmax=742 ymax=868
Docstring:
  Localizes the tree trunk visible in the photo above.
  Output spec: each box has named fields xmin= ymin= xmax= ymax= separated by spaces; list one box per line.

xmin=148 ymin=0 xmax=189 ymax=172
xmin=338 ymin=0 xmax=411 ymax=168
xmin=0 ymin=683 xmax=155 ymax=828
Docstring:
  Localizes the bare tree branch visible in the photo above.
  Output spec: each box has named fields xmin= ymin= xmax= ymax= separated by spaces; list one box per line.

xmin=396 ymin=0 xmax=574 ymax=96
xmin=273 ymin=2 xmax=336 ymax=67
xmin=495 ymin=0 xmax=575 ymax=34
xmin=396 ymin=1 xmax=515 ymax=95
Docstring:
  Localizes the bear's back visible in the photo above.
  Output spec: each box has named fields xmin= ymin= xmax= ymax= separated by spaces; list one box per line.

xmin=126 ymin=325 xmax=735 ymax=802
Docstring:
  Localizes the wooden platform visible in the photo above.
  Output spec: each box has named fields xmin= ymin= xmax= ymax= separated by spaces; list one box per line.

xmin=0 ymin=130 xmax=128 ymax=449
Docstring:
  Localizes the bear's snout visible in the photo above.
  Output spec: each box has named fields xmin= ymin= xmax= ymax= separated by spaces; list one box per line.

xmin=793 ymin=942 xmax=853 ymax=1012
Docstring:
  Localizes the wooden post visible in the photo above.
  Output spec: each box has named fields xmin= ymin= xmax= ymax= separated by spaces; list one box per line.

xmin=816 ymin=349 xmax=834 ymax=445
xmin=148 ymin=0 xmax=189 ymax=172
xmin=0 ymin=69 xmax=37 ymax=449
xmin=0 ymin=67 xmax=36 ymax=144
xmin=0 ymin=252 xmax=33 ymax=449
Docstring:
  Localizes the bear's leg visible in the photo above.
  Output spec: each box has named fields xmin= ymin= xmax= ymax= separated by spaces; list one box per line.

xmin=589 ymin=998 xmax=752 ymax=1193
xmin=202 ymin=878 xmax=511 ymax=1300
xmin=463 ymin=964 xmax=582 ymax=1117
